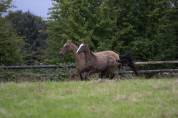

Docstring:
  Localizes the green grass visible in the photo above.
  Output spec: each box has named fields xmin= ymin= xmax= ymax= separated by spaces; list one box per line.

xmin=0 ymin=78 xmax=178 ymax=118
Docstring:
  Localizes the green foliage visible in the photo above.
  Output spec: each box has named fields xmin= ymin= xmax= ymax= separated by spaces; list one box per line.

xmin=6 ymin=11 xmax=48 ymax=64
xmin=0 ymin=1 xmax=24 ymax=65
xmin=0 ymin=18 xmax=23 ymax=64
xmin=0 ymin=0 xmax=12 ymax=16
xmin=0 ymin=68 xmax=17 ymax=81
xmin=96 ymin=0 xmax=178 ymax=60
xmin=48 ymin=0 xmax=111 ymax=63
xmin=0 ymin=68 xmax=68 ymax=82
xmin=48 ymin=0 xmax=178 ymax=63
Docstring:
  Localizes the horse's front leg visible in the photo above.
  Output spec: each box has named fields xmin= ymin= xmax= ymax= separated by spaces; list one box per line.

xmin=99 ymin=71 xmax=106 ymax=78
xmin=99 ymin=68 xmax=111 ymax=79
xmin=69 ymin=70 xmax=78 ymax=80
xmin=79 ymin=72 xmax=88 ymax=81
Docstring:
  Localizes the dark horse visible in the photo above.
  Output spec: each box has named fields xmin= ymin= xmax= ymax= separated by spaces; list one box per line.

xmin=76 ymin=43 xmax=138 ymax=79
xmin=118 ymin=54 xmax=138 ymax=76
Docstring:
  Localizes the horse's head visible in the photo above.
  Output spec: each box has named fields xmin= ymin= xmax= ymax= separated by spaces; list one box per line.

xmin=76 ymin=43 xmax=88 ymax=54
xmin=59 ymin=40 xmax=76 ymax=57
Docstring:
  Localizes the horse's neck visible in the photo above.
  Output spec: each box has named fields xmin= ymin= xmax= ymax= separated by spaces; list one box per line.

xmin=85 ymin=50 xmax=96 ymax=65
xmin=70 ymin=43 xmax=78 ymax=53
xmin=69 ymin=44 xmax=86 ymax=66
xmin=70 ymin=44 xmax=81 ymax=62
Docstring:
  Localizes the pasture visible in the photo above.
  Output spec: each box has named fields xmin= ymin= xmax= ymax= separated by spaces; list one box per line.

xmin=0 ymin=78 xmax=178 ymax=118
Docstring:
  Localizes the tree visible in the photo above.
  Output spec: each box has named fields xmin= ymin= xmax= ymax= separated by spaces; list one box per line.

xmin=104 ymin=0 xmax=178 ymax=60
xmin=6 ymin=11 xmax=48 ymax=64
xmin=48 ymin=0 xmax=113 ymax=63
xmin=48 ymin=0 xmax=178 ymax=63
xmin=0 ymin=0 xmax=23 ymax=65
xmin=0 ymin=0 xmax=12 ymax=16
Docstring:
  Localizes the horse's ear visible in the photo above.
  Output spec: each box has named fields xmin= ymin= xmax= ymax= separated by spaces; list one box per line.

xmin=75 ymin=40 xmax=83 ymax=46
xmin=80 ymin=40 xmax=86 ymax=46
xmin=67 ymin=40 xmax=72 ymax=43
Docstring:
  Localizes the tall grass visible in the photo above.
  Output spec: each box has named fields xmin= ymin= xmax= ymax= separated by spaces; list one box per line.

xmin=0 ymin=78 xmax=178 ymax=118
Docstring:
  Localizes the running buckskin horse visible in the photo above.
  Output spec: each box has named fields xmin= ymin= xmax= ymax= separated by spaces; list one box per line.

xmin=76 ymin=43 xmax=138 ymax=79
xmin=59 ymin=40 xmax=120 ymax=80
xmin=59 ymin=40 xmax=86 ymax=80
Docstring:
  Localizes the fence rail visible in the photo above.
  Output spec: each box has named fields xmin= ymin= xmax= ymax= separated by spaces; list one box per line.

xmin=135 ymin=60 xmax=178 ymax=65
xmin=119 ymin=69 xmax=178 ymax=74
xmin=0 ymin=60 xmax=178 ymax=74
xmin=0 ymin=64 xmax=75 ymax=69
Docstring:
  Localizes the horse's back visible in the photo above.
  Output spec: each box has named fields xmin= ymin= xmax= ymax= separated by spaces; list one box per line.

xmin=94 ymin=51 xmax=119 ymax=60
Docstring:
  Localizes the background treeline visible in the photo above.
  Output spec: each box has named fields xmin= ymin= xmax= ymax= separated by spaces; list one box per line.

xmin=0 ymin=0 xmax=47 ymax=65
xmin=0 ymin=0 xmax=178 ymax=65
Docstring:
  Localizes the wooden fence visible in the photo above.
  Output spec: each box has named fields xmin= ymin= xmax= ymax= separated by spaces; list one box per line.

xmin=135 ymin=60 xmax=178 ymax=65
xmin=0 ymin=60 xmax=178 ymax=74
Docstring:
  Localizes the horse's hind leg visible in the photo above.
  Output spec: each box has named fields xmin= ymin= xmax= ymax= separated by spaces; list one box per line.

xmin=106 ymin=70 xmax=115 ymax=79
xmin=107 ymin=67 xmax=117 ymax=79
xmin=99 ymin=70 xmax=114 ymax=79
xmin=99 ymin=72 xmax=104 ymax=78
xmin=99 ymin=70 xmax=108 ymax=79
xmin=109 ymin=73 xmax=115 ymax=79
xmin=79 ymin=73 xmax=84 ymax=80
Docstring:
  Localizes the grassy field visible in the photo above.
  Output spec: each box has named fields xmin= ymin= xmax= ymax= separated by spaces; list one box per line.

xmin=0 ymin=78 xmax=178 ymax=118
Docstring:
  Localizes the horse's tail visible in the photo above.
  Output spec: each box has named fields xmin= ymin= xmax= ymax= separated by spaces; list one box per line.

xmin=118 ymin=54 xmax=138 ymax=76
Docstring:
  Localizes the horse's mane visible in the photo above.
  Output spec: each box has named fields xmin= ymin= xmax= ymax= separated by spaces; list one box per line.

xmin=70 ymin=42 xmax=78 ymax=50
xmin=88 ymin=49 xmax=97 ymax=59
